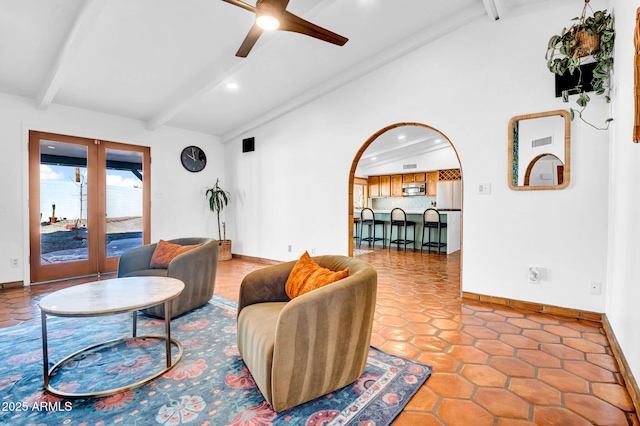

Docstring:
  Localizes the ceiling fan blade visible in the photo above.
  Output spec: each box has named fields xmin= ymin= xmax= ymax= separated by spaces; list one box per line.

xmin=236 ymin=23 xmax=264 ymax=57
xmin=220 ymin=0 xmax=256 ymax=14
xmin=280 ymin=10 xmax=348 ymax=46
xmin=264 ymin=0 xmax=290 ymax=12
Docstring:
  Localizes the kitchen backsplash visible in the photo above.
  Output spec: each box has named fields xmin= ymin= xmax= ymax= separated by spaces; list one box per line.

xmin=371 ymin=196 xmax=435 ymax=211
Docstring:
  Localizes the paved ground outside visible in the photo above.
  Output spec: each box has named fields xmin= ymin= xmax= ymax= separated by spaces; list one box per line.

xmin=40 ymin=217 xmax=142 ymax=263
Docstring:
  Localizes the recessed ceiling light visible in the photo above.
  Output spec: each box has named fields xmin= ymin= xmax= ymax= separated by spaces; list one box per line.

xmin=47 ymin=146 xmax=55 ymax=149
xmin=398 ymin=134 xmax=406 ymax=140
xmin=226 ymin=82 xmax=239 ymax=90
xmin=371 ymin=157 xmax=377 ymax=161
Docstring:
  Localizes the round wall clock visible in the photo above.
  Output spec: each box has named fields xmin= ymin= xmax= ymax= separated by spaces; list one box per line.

xmin=181 ymin=146 xmax=207 ymax=172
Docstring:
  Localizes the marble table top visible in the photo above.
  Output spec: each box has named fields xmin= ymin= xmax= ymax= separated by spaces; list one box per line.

xmin=39 ymin=277 xmax=185 ymax=316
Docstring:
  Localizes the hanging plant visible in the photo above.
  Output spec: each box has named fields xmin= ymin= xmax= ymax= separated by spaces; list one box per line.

xmin=545 ymin=0 xmax=615 ymax=130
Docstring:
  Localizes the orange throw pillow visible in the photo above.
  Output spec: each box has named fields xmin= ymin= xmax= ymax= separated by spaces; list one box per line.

xmin=149 ymin=239 xmax=202 ymax=269
xmin=285 ymin=251 xmax=350 ymax=299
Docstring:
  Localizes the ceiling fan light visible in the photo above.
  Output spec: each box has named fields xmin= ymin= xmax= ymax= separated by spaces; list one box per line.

xmin=256 ymin=15 xmax=280 ymax=31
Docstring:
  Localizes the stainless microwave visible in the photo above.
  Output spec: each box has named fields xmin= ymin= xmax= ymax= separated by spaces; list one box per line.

xmin=402 ymin=182 xmax=426 ymax=196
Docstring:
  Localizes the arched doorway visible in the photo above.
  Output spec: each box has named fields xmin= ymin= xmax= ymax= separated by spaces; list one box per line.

xmin=347 ymin=122 xmax=463 ymax=256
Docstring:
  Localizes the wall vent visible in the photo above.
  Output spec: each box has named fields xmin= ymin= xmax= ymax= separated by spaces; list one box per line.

xmin=532 ymin=136 xmax=552 ymax=148
xmin=403 ymin=164 xmax=417 ymax=170
xmin=242 ymin=137 xmax=255 ymax=153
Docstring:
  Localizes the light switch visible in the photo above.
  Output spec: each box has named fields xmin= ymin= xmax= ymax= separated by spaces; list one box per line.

xmin=478 ymin=183 xmax=491 ymax=194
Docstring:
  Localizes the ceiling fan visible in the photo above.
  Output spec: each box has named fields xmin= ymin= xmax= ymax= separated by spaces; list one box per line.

xmin=221 ymin=0 xmax=348 ymax=57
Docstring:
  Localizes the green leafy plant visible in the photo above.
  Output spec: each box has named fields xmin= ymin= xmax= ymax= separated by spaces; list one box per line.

xmin=205 ymin=179 xmax=230 ymax=241
xmin=545 ymin=3 xmax=614 ymax=130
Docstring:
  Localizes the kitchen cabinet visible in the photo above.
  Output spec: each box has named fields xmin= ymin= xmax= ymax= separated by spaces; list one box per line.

xmin=369 ymin=172 xmax=437 ymax=198
xmin=368 ymin=176 xmax=380 ymax=198
xmin=379 ymin=175 xmax=391 ymax=197
xmin=402 ymin=172 xmax=426 ymax=183
xmin=426 ymin=172 xmax=438 ymax=196
xmin=391 ymin=175 xmax=403 ymax=196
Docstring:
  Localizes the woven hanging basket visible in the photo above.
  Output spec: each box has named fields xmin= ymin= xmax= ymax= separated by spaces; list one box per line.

xmin=574 ymin=30 xmax=600 ymax=57
xmin=218 ymin=240 xmax=232 ymax=261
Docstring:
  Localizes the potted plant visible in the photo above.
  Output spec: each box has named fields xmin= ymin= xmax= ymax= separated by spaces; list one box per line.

xmin=545 ymin=1 xmax=614 ymax=130
xmin=205 ymin=179 xmax=232 ymax=261
xmin=49 ymin=204 xmax=57 ymax=223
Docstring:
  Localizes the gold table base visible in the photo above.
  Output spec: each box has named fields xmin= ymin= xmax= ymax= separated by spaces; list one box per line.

xmin=44 ymin=335 xmax=183 ymax=399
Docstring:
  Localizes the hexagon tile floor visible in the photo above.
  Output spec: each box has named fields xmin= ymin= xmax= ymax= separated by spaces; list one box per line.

xmin=2 ymin=249 xmax=638 ymax=425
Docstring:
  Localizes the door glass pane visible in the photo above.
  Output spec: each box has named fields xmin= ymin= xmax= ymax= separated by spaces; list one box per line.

xmin=105 ymin=148 xmax=143 ymax=258
xmin=39 ymin=140 xmax=88 ymax=264
xmin=354 ymin=183 xmax=367 ymax=209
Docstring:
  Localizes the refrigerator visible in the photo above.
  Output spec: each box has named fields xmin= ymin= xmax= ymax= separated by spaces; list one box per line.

xmin=436 ymin=181 xmax=462 ymax=210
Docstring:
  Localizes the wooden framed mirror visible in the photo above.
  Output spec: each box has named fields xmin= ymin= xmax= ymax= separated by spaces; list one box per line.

xmin=508 ymin=110 xmax=571 ymax=190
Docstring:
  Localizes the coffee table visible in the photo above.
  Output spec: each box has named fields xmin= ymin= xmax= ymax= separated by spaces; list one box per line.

xmin=39 ymin=276 xmax=185 ymax=398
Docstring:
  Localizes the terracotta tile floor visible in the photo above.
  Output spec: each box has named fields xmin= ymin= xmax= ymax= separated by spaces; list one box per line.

xmin=1 ymin=249 xmax=638 ymax=425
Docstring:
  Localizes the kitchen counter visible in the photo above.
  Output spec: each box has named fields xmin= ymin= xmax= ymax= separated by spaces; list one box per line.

xmin=354 ymin=209 xmax=461 ymax=254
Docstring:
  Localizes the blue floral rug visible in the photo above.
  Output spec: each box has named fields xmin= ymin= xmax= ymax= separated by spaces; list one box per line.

xmin=0 ymin=295 xmax=431 ymax=425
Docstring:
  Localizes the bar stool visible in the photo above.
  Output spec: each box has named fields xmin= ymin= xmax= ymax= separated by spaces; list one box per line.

xmin=353 ymin=217 xmax=360 ymax=245
xmin=359 ymin=208 xmax=386 ymax=248
xmin=421 ymin=208 xmax=447 ymax=254
xmin=389 ymin=208 xmax=416 ymax=251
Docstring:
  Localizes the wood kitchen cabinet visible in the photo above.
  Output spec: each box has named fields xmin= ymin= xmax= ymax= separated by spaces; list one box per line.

xmin=426 ymin=171 xmax=438 ymax=196
xmin=368 ymin=176 xmax=380 ymax=198
xmin=370 ymin=172 xmax=435 ymax=197
xmin=402 ymin=172 xmax=426 ymax=183
xmin=414 ymin=172 xmax=426 ymax=182
xmin=391 ymin=175 xmax=403 ymax=196
xmin=379 ymin=175 xmax=391 ymax=197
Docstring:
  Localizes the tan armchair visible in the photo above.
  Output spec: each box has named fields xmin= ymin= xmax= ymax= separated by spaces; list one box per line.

xmin=118 ymin=237 xmax=219 ymax=318
xmin=237 ymin=255 xmax=377 ymax=412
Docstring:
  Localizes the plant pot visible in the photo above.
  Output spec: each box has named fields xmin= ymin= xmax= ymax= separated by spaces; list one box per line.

xmin=218 ymin=240 xmax=232 ymax=261
xmin=49 ymin=217 xmax=57 ymax=223
xmin=574 ymin=30 xmax=600 ymax=57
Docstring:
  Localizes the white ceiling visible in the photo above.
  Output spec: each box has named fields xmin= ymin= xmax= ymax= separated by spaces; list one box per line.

xmin=0 ymin=0 xmax=573 ymax=142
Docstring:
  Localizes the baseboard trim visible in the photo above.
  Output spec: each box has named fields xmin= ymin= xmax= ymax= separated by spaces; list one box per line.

xmin=0 ymin=281 xmax=23 ymax=290
xmin=230 ymin=254 xmax=281 ymax=265
xmin=462 ymin=291 xmax=639 ymax=415
xmin=601 ymin=314 xmax=640 ymax=415
xmin=461 ymin=292 xmax=602 ymax=321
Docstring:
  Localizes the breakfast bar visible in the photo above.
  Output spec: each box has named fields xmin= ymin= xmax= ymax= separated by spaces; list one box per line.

xmin=355 ymin=209 xmax=461 ymax=254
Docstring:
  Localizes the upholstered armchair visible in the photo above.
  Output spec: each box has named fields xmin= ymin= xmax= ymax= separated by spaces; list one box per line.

xmin=237 ymin=255 xmax=378 ymax=412
xmin=117 ymin=237 xmax=219 ymax=318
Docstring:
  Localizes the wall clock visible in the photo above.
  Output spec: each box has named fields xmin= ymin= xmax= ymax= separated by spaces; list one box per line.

xmin=181 ymin=146 xmax=207 ymax=172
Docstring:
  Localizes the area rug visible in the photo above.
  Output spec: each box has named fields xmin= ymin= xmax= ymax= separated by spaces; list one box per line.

xmin=0 ymin=296 xmax=431 ymax=426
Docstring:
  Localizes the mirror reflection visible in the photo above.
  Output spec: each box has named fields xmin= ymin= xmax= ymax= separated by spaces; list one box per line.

xmin=508 ymin=110 xmax=570 ymax=190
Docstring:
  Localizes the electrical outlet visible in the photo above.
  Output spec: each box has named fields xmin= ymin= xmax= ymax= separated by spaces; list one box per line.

xmin=590 ymin=281 xmax=602 ymax=295
xmin=10 ymin=258 xmax=19 ymax=268
xmin=287 ymin=245 xmax=292 ymax=253
xmin=528 ymin=267 xmax=540 ymax=284
xmin=310 ymin=248 xmax=316 ymax=255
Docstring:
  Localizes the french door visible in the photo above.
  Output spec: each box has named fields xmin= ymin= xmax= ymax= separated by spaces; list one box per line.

xmin=29 ymin=131 xmax=150 ymax=283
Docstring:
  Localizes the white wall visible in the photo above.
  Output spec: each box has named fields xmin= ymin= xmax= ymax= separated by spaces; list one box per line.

xmin=0 ymin=92 xmax=225 ymax=285
xmin=225 ymin=3 xmax=610 ymax=314
xmin=607 ymin=0 xmax=640 ymax=395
